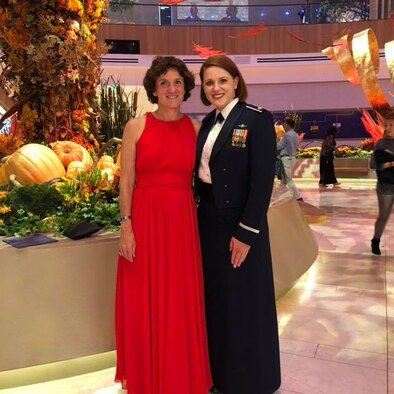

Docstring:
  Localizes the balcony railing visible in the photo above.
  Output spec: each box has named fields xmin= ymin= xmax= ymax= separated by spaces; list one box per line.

xmin=106 ymin=1 xmax=375 ymax=27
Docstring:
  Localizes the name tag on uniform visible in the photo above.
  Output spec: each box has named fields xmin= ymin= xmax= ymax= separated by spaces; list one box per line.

xmin=231 ymin=125 xmax=248 ymax=148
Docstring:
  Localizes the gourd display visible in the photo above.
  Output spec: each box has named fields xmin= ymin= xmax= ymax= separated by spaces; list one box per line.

xmin=0 ymin=144 xmax=66 ymax=185
xmin=66 ymin=160 xmax=87 ymax=178
xmin=97 ymin=155 xmax=116 ymax=171
xmin=50 ymin=141 xmax=93 ymax=170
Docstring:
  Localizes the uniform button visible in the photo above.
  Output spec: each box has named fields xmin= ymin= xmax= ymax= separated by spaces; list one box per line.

xmin=224 ymin=184 xmax=228 ymax=188
xmin=225 ymin=200 xmax=230 ymax=204
xmin=223 ymin=168 xmax=227 ymax=171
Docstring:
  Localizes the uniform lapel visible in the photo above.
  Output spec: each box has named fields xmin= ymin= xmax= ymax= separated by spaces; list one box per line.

xmin=210 ymin=101 xmax=245 ymax=161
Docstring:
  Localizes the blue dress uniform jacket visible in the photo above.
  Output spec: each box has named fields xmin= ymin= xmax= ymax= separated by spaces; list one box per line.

xmin=196 ymin=101 xmax=281 ymax=394
xmin=196 ymin=100 xmax=277 ymax=245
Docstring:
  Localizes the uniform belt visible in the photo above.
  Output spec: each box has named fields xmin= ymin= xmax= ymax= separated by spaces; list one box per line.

xmin=382 ymin=161 xmax=394 ymax=169
xmin=280 ymin=154 xmax=290 ymax=157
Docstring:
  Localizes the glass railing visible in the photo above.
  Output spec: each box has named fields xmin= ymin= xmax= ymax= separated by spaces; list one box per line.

xmin=106 ymin=1 xmax=373 ymax=26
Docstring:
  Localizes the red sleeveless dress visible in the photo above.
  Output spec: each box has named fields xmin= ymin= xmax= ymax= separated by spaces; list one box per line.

xmin=115 ymin=113 xmax=212 ymax=394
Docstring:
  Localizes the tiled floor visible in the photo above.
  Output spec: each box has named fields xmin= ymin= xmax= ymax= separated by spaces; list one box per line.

xmin=2 ymin=179 xmax=393 ymax=394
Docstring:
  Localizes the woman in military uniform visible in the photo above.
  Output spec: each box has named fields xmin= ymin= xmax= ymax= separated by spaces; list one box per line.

xmin=196 ymin=55 xmax=281 ymax=394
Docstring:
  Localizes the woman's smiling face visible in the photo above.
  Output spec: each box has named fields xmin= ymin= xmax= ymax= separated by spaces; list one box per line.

xmin=154 ymin=68 xmax=185 ymax=108
xmin=201 ymin=66 xmax=238 ymax=111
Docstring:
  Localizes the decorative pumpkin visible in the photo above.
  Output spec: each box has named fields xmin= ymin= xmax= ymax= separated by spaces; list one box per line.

xmin=0 ymin=143 xmax=66 ymax=185
xmin=66 ymin=160 xmax=87 ymax=178
xmin=97 ymin=155 xmax=116 ymax=171
xmin=50 ymin=141 xmax=93 ymax=170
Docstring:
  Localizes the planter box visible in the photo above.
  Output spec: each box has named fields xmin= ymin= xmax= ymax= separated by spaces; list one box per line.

xmin=0 ymin=197 xmax=318 ymax=380
xmin=293 ymin=158 xmax=373 ymax=178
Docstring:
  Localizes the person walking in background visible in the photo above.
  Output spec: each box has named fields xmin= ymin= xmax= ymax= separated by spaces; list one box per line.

xmin=371 ymin=112 xmax=394 ymax=255
xmin=319 ymin=125 xmax=341 ymax=188
xmin=196 ymin=55 xmax=281 ymax=394
xmin=116 ymin=56 xmax=211 ymax=393
xmin=277 ymin=117 xmax=303 ymax=201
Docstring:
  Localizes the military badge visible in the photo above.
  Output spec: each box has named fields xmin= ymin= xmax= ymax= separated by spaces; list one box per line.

xmin=231 ymin=127 xmax=248 ymax=148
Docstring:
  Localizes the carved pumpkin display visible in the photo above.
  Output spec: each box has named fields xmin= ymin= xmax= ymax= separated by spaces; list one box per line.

xmin=0 ymin=143 xmax=66 ymax=185
xmin=50 ymin=141 xmax=93 ymax=170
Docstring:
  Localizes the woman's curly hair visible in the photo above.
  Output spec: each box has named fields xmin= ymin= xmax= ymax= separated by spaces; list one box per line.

xmin=143 ymin=56 xmax=195 ymax=104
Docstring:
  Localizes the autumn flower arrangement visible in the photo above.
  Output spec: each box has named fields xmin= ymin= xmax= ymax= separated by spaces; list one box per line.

xmin=0 ymin=0 xmax=108 ymax=154
xmin=0 ymin=169 xmax=120 ymax=236
xmin=296 ymin=144 xmax=372 ymax=159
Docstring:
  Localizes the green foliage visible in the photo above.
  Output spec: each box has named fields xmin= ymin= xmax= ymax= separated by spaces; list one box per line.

xmin=3 ymin=183 xmax=63 ymax=217
xmin=0 ymin=169 xmax=121 ymax=236
xmin=99 ymin=77 xmax=139 ymax=141
xmin=296 ymin=147 xmax=321 ymax=159
xmin=318 ymin=0 xmax=369 ymax=22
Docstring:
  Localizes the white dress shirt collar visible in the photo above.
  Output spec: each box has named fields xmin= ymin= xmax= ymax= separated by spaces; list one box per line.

xmin=216 ymin=98 xmax=239 ymax=122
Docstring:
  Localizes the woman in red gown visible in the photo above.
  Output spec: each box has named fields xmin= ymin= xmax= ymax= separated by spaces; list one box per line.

xmin=116 ymin=56 xmax=212 ymax=394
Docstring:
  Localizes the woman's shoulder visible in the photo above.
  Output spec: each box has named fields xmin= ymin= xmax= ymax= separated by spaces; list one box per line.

xmin=126 ymin=114 xmax=147 ymax=127
xmin=244 ymin=103 xmax=273 ymax=121
xmin=189 ymin=117 xmax=201 ymax=135
xmin=123 ymin=115 xmax=147 ymax=140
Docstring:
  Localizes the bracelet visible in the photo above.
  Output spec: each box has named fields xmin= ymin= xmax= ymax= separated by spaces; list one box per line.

xmin=120 ymin=215 xmax=131 ymax=222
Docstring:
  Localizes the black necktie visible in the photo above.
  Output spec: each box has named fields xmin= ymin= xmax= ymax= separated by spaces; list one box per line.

xmin=215 ymin=113 xmax=224 ymax=125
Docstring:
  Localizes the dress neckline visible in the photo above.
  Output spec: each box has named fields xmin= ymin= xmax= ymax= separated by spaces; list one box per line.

xmin=149 ymin=112 xmax=185 ymax=123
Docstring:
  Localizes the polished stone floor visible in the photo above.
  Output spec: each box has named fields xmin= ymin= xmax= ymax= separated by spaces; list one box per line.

xmin=2 ymin=179 xmax=393 ymax=394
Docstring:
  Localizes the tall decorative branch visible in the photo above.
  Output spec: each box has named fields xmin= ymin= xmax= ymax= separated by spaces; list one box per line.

xmin=0 ymin=0 xmax=108 ymax=148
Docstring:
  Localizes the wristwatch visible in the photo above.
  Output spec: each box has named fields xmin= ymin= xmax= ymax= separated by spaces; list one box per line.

xmin=120 ymin=215 xmax=131 ymax=222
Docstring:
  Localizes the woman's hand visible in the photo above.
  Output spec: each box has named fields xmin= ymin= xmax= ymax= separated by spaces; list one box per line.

xmin=118 ymin=222 xmax=136 ymax=262
xmin=229 ymin=237 xmax=251 ymax=268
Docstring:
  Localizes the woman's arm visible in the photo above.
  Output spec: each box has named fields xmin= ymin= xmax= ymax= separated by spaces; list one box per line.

xmin=118 ymin=116 xmax=145 ymax=262
xmin=231 ymin=109 xmax=276 ymax=267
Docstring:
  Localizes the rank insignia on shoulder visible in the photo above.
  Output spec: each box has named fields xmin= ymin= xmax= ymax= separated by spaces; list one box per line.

xmin=246 ymin=104 xmax=263 ymax=113
xmin=231 ymin=128 xmax=248 ymax=148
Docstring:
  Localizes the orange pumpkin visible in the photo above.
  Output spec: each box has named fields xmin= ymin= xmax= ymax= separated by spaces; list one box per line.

xmin=66 ymin=160 xmax=87 ymax=178
xmin=50 ymin=141 xmax=93 ymax=170
xmin=0 ymin=144 xmax=66 ymax=185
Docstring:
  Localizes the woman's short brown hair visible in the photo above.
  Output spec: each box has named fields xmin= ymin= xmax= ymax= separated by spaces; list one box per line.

xmin=143 ymin=56 xmax=195 ymax=104
xmin=199 ymin=55 xmax=248 ymax=106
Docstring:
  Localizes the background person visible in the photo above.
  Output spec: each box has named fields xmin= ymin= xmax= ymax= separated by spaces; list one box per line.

xmin=185 ymin=5 xmax=201 ymax=21
xmin=116 ymin=56 xmax=211 ymax=393
xmin=277 ymin=117 xmax=303 ymax=201
xmin=371 ymin=112 xmax=394 ymax=255
xmin=221 ymin=5 xmax=241 ymax=22
xmin=196 ymin=55 xmax=281 ymax=394
xmin=319 ymin=125 xmax=341 ymax=188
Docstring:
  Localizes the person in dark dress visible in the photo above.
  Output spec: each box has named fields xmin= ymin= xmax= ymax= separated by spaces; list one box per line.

xmin=319 ymin=125 xmax=341 ymax=187
xmin=371 ymin=112 xmax=394 ymax=255
xmin=195 ymin=55 xmax=281 ymax=394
